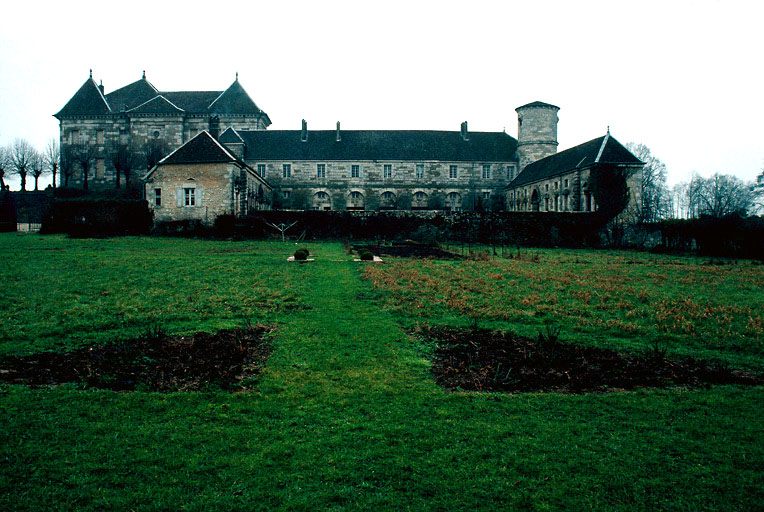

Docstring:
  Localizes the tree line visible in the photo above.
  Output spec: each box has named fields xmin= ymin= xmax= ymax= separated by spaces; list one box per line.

xmin=626 ymin=143 xmax=762 ymax=220
xmin=0 ymin=137 xmax=168 ymax=192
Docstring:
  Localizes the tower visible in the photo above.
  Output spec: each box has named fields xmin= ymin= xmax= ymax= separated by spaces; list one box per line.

xmin=515 ymin=101 xmax=559 ymax=171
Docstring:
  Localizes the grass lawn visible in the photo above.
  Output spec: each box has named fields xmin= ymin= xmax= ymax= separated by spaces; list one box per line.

xmin=1 ymin=233 xmax=763 ymax=511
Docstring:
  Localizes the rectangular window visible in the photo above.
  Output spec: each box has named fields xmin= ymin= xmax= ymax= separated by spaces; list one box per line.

xmin=449 ymin=165 xmax=458 ymax=179
xmin=564 ymin=179 xmax=569 ymax=188
xmin=351 ymin=165 xmax=360 ymax=178
xmin=70 ymin=130 xmax=79 ymax=144
xmin=96 ymin=130 xmax=104 ymax=145
xmin=482 ymin=192 xmax=491 ymax=201
xmin=416 ymin=164 xmax=425 ymax=179
xmin=482 ymin=164 xmax=491 ymax=179
xmin=282 ymin=164 xmax=291 ymax=178
xmin=507 ymin=165 xmax=515 ymax=181
xmin=184 ymin=187 xmax=196 ymax=206
xmin=383 ymin=164 xmax=392 ymax=179
xmin=154 ymin=188 xmax=162 ymax=207
xmin=257 ymin=164 xmax=266 ymax=177
xmin=317 ymin=163 xmax=326 ymax=178
xmin=283 ymin=190 xmax=291 ymax=199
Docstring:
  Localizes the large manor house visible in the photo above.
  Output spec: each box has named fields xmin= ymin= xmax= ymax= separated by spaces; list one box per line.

xmin=55 ymin=72 xmax=643 ymax=223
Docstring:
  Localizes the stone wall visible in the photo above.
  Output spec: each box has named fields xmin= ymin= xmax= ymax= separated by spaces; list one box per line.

xmin=516 ymin=104 xmax=559 ymax=171
xmin=251 ymin=159 xmax=516 ymax=211
xmin=145 ymin=162 xmax=238 ymax=223
xmin=59 ymin=114 xmax=267 ymax=190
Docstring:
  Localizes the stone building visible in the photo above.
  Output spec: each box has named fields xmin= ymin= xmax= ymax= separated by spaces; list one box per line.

xmin=57 ymin=72 xmax=643 ymax=220
xmin=54 ymin=71 xmax=269 ymax=189
xmin=505 ymin=130 xmax=643 ymax=214
xmin=144 ymin=131 xmax=271 ymax=223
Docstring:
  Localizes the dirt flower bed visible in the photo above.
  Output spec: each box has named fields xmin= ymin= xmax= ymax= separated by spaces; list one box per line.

xmin=353 ymin=242 xmax=461 ymax=259
xmin=420 ymin=326 xmax=763 ymax=393
xmin=0 ymin=327 xmax=272 ymax=392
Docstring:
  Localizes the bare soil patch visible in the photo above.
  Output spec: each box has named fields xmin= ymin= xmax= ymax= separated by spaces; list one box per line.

xmin=353 ymin=242 xmax=461 ymax=259
xmin=0 ymin=327 xmax=272 ymax=392
xmin=421 ymin=326 xmax=763 ymax=393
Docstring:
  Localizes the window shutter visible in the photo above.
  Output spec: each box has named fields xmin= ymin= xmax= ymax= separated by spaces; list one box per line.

xmin=196 ymin=187 xmax=202 ymax=207
xmin=176 ymin=188 xmax=183 ymax=207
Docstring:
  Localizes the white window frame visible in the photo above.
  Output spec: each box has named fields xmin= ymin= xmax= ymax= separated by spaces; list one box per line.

xmin=482 ymin=164 xmax=491 ymax=179
xmin=282 ymin=164 xmax=291 ymax=178
xmin=183 ymin=187 xmax=196 ymax=207
xmin=154 ymin=188 xmax=162 ymax=207
xmin=351 ymin=165 xmax=360 ymax=178
xmin=449 ymin=165 xmax=458 ymax=179
xmin=257 ymin=164 xmax=266 ymax=177
xmin=416 ymin=164 xmax=425 ymax=179
xmin=383 ymin=164 xmax=392 ymax=179
xmin=317 ymin=163 xmax=326 ymax=178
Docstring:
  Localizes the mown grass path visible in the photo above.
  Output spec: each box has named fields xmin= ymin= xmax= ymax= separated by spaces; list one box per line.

xmin=1 ymin=236 xmax=763 ymax=511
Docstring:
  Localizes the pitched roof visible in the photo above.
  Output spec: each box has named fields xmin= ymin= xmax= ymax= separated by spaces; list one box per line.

xmin=57 ymin=74 xmax=270 ymax=120
xmin=104 ymin=76 xmax=158 ymax=111
xmin=233 ymin=130 xmax=518 ymax=162
xmin=55 ymin=78 xmax=111 ymax=118
xmin=509 ymin=134 xmax=642 ymax=188
xmin=162 ymin=91 xmax=222 ymax=113
xmin=127 ymin=95 xmax=184 ymax=114
xmin=208 ymin=80 xmax=266 ymax=116
xmin=219 ymin=127 xmax=245 ymax=144
xmin=159 ymin=131 xmax=239 ymax=165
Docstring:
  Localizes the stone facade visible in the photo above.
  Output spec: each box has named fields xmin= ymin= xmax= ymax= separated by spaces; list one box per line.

xmin=55 ymin=73 xmax=269 ymax=190
xmin=258 ymin=159 xmax=515 ymax=211
xmin=146 ymin=161 xmax=271 ymax=223
xmin=516 ymin=102 xmax=559 ymax=171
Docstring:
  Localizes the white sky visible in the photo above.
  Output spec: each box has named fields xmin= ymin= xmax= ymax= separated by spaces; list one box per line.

xmin=1 ymin=0 xmax=762 ymax=190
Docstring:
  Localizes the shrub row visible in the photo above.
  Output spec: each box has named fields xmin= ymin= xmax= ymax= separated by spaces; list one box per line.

xmin=41 ymin=198 xmax=153 ymax=237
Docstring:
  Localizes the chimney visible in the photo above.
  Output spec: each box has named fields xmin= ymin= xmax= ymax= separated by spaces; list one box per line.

xmin=209 ymin=116 xmax=220 ymax=140
xmin=301 ymin=119 xmax=308 ymax=142
xmin=98 ymin=80 xmax=104 ymax=95
xmin=460 ymin=121 xmax=469 ymax=141
xmin=336 ymin=121 xmax=341 ymax=142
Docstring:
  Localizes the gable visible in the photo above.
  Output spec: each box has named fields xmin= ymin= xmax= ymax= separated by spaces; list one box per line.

xmin=55 ymin=78 xmax=111 ymax=118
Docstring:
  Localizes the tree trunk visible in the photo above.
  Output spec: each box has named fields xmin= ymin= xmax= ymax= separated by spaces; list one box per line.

xmin=34 ymin=176 xmax=39 ymax=191
xmin=82 ymin=166 xmax=88 ymax=190
xmin=52 ymin=169 xmax=57 ymax=189
xmin=20 ymin=173 xmax=27 ymax=191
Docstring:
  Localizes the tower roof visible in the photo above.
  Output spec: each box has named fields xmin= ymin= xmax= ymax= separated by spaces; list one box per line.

xmin=516 ymin=101 xmax=560 ymax=111
xmin=208 ymin=79 xmax=269 ymax=119
xmin=55 ymin=75 xmax=111 ymax=118
xmin=104 ymin=73 xmax=159 ymax=111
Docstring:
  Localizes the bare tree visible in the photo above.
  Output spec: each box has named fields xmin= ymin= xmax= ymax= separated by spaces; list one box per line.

xmin=28 ymin=149 xmax=46 ymax=191
xmin=110 ymin=143 xmax=140 ymax=188
xmin=0 ymin=145 xmax=9 ymax=189
xmin=69 ymin=143 xmax=98 ymax=190
xmin=696 ymin=173 xmax=755 ymax=217
xmin=45 ymin=138 xmax=60 ymax=189
xmin=626 ymin=143 xmax=670 ymax=222
xmin=145 ymin=138 xmax=168 ymax=171
xmin=60 ymin=145 xmax=74 ymax=188
xmin=752 ymin=168 xmax=764 ymax=215
xmin=10 ymin=138 xmax=36 ymax=191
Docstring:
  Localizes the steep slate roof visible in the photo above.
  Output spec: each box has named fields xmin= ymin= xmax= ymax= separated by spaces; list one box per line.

xmin=104 ymin=77 xmax=158 ymax=111
xmin=55 ymin=78 xmax=111 ymax=117
xmin=127 ymin=95 xmax=184 ymax=114
xmin=58 ymin=73 xmax=269 ymax=120
xmin=158 ymin=131 xmax=239 ymax=165
xmin=230 ymin=130 xmax=518 ymax=162
xmin=509 ymin=134 xmax=642 ymax=188
xmin=209 ymin=80 xmax=267 ymax=117
xmin=162 ymin=91 xmax=222 ymax=113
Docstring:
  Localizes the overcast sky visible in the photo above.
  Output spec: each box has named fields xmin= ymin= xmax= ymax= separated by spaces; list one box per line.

xmin=1 ymin=0 xmax=762 ymax=190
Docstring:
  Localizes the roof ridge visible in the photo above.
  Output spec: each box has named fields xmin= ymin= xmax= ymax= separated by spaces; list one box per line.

xmin=127 ymin=94 xmax=185 ymax=113
xmin=594 ymin=132 xmax=610 ymax=164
